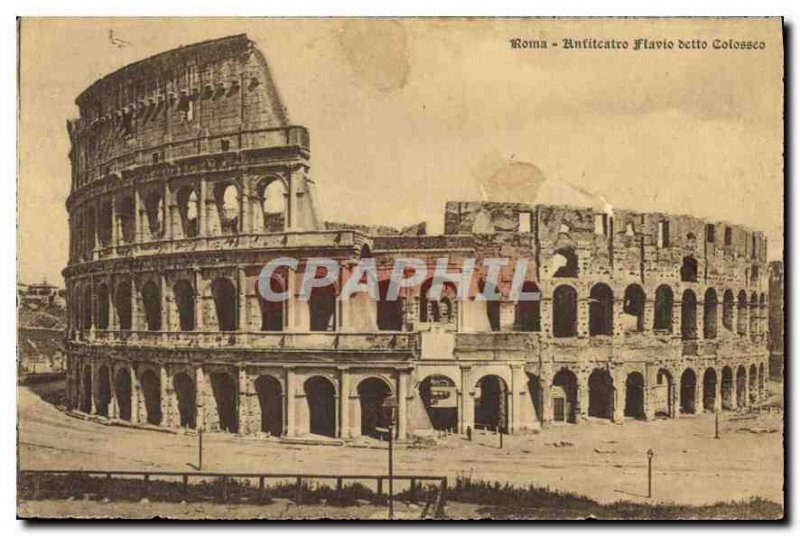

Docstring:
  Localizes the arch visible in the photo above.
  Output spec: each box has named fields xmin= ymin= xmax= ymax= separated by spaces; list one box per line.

xmin=552 ymin=368 xmax=578 ymax=423
xmin=737 ymin=290 xmax=749 ymax=335
xmin=96 ymin=283 xmax=110 ymax=330
xmin=96 ymin=365 xmax=111 ymax=417
xmin=622 ymin=284 xmax=645 ymax=333
xmin=588 ymin=368 xmax=614 ymax=420
xmin=214 ymin=182 xmax=240 ymax=234
xmin=749 ymin=364 xmax=758 ymax=404
xmin=703 ymin=288 xmax=718 ymax=339
xmin=721 ymin=366 xmax=734 ymax=410
xmin=256 ymin=178 xmax=287 ymax=232
xmin=117 ymin=195 xmax=136 ymax=244
xmin=173 ymin=372 xmax=196 ymax=429
xmin=474 ymin=375 xmax=509 ymax=433
xmin=722 ymin=290 xmax=735 ymax=332
xmin=81 ymin=286 xmax=92 ymax=330
xmin=589 ymin=283 xmax=614 ymax=336
xmin=258 ymin=277 xmax=285 ymax=331
xmin=114 ymin=281 xmax=132 ymax=330
xmin=141 ymin=280 xmax=162 ymax=331
xmin=176 ymin=185 xmax=199 ymax=238
xmin=304 ymin=376 xmax=336 ymax=437
xmin=143 ymin=190 xmax=163 ymax=239
xmin=80 ymin=364 xmax=92 ymax=413
xmin=653 ymin=285 xmax=674 ymax=332
xmin=759 ymin=362 xmax=766 ymax=399
xmin=624 ymin=372 xmax=645 ymax=419
xmin=552 ymin=285 xmax=578 ymax=338
xmin=419 ymin=375 xmax=458 ymax=431
xmin=681 ymin=255 xmax=698 ymax=282
xmin=736 ymin=365 xmax=747 ymax=407
xmin=681 ymin=290 xmax=697 ymax=340
xmin=376 ymin=279 xmax=403 ymax=331
xmin=173 ymin=280 xmax=196 ymax=331
xmin=420 ymin=279 xmax=457 ymax=324
xmin=254 ymin=375 xmax=283 ymax=436
xmin=139 ymin=369 xmax=162 ymax=425
xmin=357 ymin=377 xmax=393 ymax=439
xmin=654 ymin=369 xmax=674 ymax=417
xmin=749 ymin=292 xmax=759 ymax=334
xmin=514 ymin=282 xmax=541 ymax=332
xmin=210 ymin=372 xmax=238 ymax=433
xmin=309 ymin=281 xmax=337 ymax=331
xmin=211 ymin=277 xmax=237 ymax=331
xmin=99 ymin=201 xmax=113 ymax=246
xmin=680 ymin=368 xmax=697 ymax=414
xmin=702 ymin=368 xmax=717 ymax=412
xmin=114 ymin=368 xmax=132 ymax=421
xmin=553 ymin=247 xmax=578 ymax=278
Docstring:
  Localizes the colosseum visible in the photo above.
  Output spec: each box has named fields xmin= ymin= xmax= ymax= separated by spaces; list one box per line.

xmin=64 ymin=34 xmax=770 ymax=441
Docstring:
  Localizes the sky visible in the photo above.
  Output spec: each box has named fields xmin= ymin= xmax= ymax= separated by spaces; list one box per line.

xmin=18 ymin=18 xmax=784 ymax=286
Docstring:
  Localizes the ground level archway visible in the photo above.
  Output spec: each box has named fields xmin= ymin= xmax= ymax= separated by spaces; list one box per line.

xmin=173 ymin=372 xmax=196 ymax=429
xmin=210 ymin=372 xmax=238 ymax=433
xmin=624 ymin=372 xmax=645 ymax=420
xmin=474 ymin=375 xmax=509 ymax=433
xmin=552 ymin=369 xmax=578 ymax=423
xmin=702 ymin=368 xmax=717 ymax=412
xmin=357 ymin=377 xmax=393 ymax=439
xmin=680 ymin=368 xmax=696 ymax=414
xmin=419 ymin=375 xmax=458 ymax=432
xmin=588 ymin=369 xmax=614 ymax=420
xmin=140 ymin=369 xmax=162 ymax=425
xmin=255 ymin=375 xmax=283 ymax=436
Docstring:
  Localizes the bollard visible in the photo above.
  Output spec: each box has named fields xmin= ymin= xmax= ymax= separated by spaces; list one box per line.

xmin=646 ymin=449 xmax=654 ymax=498
xmin=258 ymin=476 xmax=265 ymax=502
xmin=197 ymin=428 xmax=204 ymax=471
xmin=295 ymin=476 xmax=303 ymax=505
xmin=467 ymin=426 xmax=472 ymax=441
xmin=221 ymin=476 xmax=228 ymax=502
xmin=182 ymin=474 xmax=189 ymax=495
xmin=715 ymin=411 xmax=720 ymax=439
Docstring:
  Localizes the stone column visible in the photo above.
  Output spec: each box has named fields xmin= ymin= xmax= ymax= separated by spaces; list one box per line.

xmin=196 ymin=366 xmax=207 ymax=430
xmin=163 ymin=182 xmax=172 ymax=241
xmin=714 ymin=368 xmax=722 ymax=411
xmin=287 ymin=169 xmax=298 ymax=231
xmin=459 ymin=367 xmax=474 ymax=434
xmin=237 ymin=266 xmax=247 ymax=332
xmin=89 ymin=361 xmax=97 ymax=414
xmin=577 ymin=372 xmax=589 ymax=421
xmin=238 ymin=367 xmax=251 ymax=434
xmin=397 ymin=370 xmax=408 ymax=439
xmin=194 ymin=269 xmax=204 ymax=331
xmin=285 ymin=369 xmax=297 ymax=436
xmin=199 ymin=179 xmax=208 ymax=237
xmin=130 ymin=364 xmax=141 ymax=424
xmin=339 ymin=369 xmax=351 ymax=439
xmin=131 ymin=277 xmax=142 ymax=332
xmin=160 ymin=273 xmax=168 ymax=332
xmin=612 ymin=368 xmax=625 ymax=423
xmin=110 ymin=194 xmax=118 ymax=248
xmin=109 ymin=366 xmax=119 ymax=419
xmin=160 ymin=365 xmax=170 ymax=427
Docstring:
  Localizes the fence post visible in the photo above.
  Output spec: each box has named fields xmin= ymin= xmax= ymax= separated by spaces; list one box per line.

xmin=32 ymin=473 xmax=40 ymax=500
xmin=182 ymin=474 xmax=189 ymax=495
xmin=336 ymin=477 xmax=343 ymax=500
xmin=259 ymin=476 xmax=265 ymax=502
xmin=295 ymin=476 xmax=303 ymax=505
xmin=221 ymin=476 xmax=229 ymax=502
xmin=410 ymin=478 xmax=417 ymax=503
xmin=143 ymin=474 xmax=149 ymax=499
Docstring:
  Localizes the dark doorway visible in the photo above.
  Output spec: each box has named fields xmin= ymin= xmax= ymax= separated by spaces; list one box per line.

xmin=211 ymin=278 xmax=237 ymax=331
xmin=115 ymin=281 xmax=132 ymax=330
xmin=703 ymin=368 xmax=717 ymax=412
xmin=419 ymin=375 xmax=458 ymax=431
xmin=588 ymin=369 xmax=614 ymax=419
xmin=721 ymin=366 xmax=733 ymax=410
xmin=552 ymin=285 xmax=578 ymax=338
xmin=255 ymin=375 xmax=283 ymax=436
xmin=174 ymin=280 xmax=196 ymax=331
xmin=514 ymin=282 xmax=541 ymax=332
xmin=681 ymin=290 xmax=697 ymax=340
xmin=305 ymin=376 xmax=336 ymax=437
xmin=624 ymin=372 xmax=645 ymax=419
xmin=552 ymin=368 xmax=578 ymax=423
xmin=736 ymin=366 xmax=747 ymax=407
xmin=96 ymin=365 xmax=111 ymax=417
xmin=211 ymin=372 xmax=238 ymax=433
xmin=527 ymin=373 xmax=543 ymax=423
xmin=114 ymin=369 xmax=132 ymax=421
xmin=258 ymin=278 xmax=285 ymax=331
xmin=140 ymin=369 xmax=162 ymax=425
xmin=173 ymin=372 xmax=196 ymax=429
xmin=141 ymin=281 xmax=162 ymax=331
xmin=81 ymin=365 xmax=92 ymax=413
xmin=377 ymin=280 xmax=403 ymax=330
xmin=474 ymin=375 xmax=508 ymax=433
xmin=358 ymin=378 xmax=392 ymax=439
xmin=589 ymin=284 xmax=614 ymax=336
xmin=680 ymin=368 xmax=696 ymax=414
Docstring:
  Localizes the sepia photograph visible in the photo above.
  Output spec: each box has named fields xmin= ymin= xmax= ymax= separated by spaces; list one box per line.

xmin=16 ymin=16 xmax=785 ymax=521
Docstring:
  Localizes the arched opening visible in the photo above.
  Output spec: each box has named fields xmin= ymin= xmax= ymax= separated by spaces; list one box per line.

xmin=680 ymin=368 xmax=696 ymax=414
xmin=474 ymin=375 xmax=508 ymax=433
xmin=552 ymin=368 xmax=578 ymax=423
xmin=526 ymin=373 xmax=543 ymax=423
xmin=255 ymin=375 xmax=283 ymax=436
xmin=81 ymin=287 xmax=92 ymax=330
xmin=377 ymin=279 xmax=403 ymax=331
xmin=759 ymin=363 xmax=766 ymax=399
xmin=214 ymin=182 xmax=240 ymax=234
xmin=736 ymin=366 xmax=747 ymax=407
xmin=703 ymin=288 xmax=718 ymax=339
xmin=420 ymin=279 xmax=457 ymax=324
xmin=139 ymin=369 xmax=162 ymax=425
xmin=588 ymin=369 xmax=614 ymax=420
xmin=114 ymin=369 xmax=132 ymax=421
xmin=654 ymin=369 xmax=674 ymax=417
xmin=722 ymin=290 xmax=734 ymax=332
xmin=304 ymin=376 xmax=336 ymax=437
xmin=176 ymin=186 xmax=199 ymax=238
xmin=721 ymin=366 xmax=734 ymax=410
xmin=589 ymin=283 xmax=613 ymax=336
xmin=96 ymin=365 xmax=111 ymax=417
xmin=419 ymin=375 xmax=458 ymax=431
xmin=681 ymin=255 xmax=698 ymax=282
xmin=653 ymin=285 xmax=674 ymax=332
xmin=514 ymin=282 xmax=541 ymax=332
xmin=96 ymin=284 xmax=110 ymax=330
xmin=173 ymin=372 xmax=196 ymax=429
xmin=553 ymin=247 xmax=578 ymax=278
xmin=759 ymin=294 xmax=767 ymax=335
xmin=681 ymin=290 xmax=697 ymax=340
xmin=115 ymin=281 xmax=132 ymax=330
xmin=211 ymin=277 xmax=237 ymax=331
xmin=80 ymin=365 xmax=92 ymax=413
xmin=256 ymin=178 xmax=287 ymax=232
xmin=357 ymin=377 xmax=392 ymax=439
xmin=144 ymin=190 xmax=163 ymax=239
xmin=703 ymin=368 xmax=717 ymax=412
xmin=258 ymin=277 xmax=285 ymax=331
xmin=737 ymin=290 xmax=749 ymax=335
xmin=622 ymin=284 xmax=645 ymax=333
xmin=552 ymin=285 xmax=577 ymax=338
xmin=210 ymin=372 xmax=238 ymax=433
xmin=624 ymin=372 xmax=645 ymax=419
xmin=141 ymin=281 xmax=162 ymax=331
xmin=173 ymin=280 xmax=195 ymax=331
xmin=117 ymin=196 xmax=136 ymax=244
xmin=99 ymin=202 xmax=113 ymax=246
xmin=749 ymin=293 xmax=759 ymax=335
xmin=748 ymin=364 xmax=757 ymax=404
xmin=309 ymin=281 xmax=337 ymax=332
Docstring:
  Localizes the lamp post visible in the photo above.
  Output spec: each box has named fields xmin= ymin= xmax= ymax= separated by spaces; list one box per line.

xmin=646 ymin=448 xmax=654 ymax=499
xmin=382 ymin=395 xmax=398 ymax=520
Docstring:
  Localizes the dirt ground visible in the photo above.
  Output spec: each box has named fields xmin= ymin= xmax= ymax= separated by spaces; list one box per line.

xmin=18 ymin=382 xmax=784 ymax=508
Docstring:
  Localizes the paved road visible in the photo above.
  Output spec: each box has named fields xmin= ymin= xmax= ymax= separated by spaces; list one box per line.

xmin=19 ymin=384 xmax=783 ymax=506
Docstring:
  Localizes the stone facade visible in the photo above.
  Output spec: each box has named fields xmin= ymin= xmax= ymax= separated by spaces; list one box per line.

xmin=64 ymin=35 xmax=770 ymax=441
